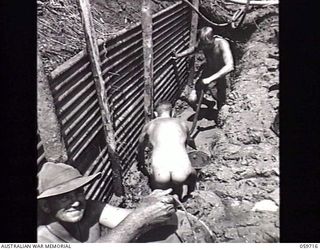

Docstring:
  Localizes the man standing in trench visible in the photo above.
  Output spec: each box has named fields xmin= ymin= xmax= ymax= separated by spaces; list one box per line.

xmin=173 ymin=26 xmax=234 ymax=117
xmin=37 ymin=162 xmax=182 ymax=243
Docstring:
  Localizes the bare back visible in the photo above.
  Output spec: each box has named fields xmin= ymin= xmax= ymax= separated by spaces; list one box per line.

xmin=148 ymin=118 xmax=187 ymax=148
xmin=146 ymin=117 xmax=191 ymax=172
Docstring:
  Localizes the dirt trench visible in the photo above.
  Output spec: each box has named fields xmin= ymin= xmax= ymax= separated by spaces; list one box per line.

xmin=111 ymin=7 xmax=279 ymax=243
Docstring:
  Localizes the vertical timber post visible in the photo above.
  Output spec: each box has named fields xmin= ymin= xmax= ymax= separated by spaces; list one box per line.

xmin=142 ymin=0 xmax=154 ymax=123
xmin=77 ymin=0 xmax=124 ymax=196
xmin=187 ymin=0 xmax=199 ymax=87
xmin=37 ymin=53 xmax=68 ymax=163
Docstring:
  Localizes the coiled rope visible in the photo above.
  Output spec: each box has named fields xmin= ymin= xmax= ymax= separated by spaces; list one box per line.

xmin=181 ymin=0 xmax=230 ymax=27
xmin=181 ymin=0 xmax=277 ymax=29
xmin=231 ymin=0 xmax=250 ymax=28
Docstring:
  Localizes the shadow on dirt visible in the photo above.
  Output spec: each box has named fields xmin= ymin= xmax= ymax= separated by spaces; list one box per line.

xmin=187 ymin=108 xmax=218 ymax=122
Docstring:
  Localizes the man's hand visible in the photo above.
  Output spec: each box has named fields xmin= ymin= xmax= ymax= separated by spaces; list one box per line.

xmin=170 ymin=50 xmax=179 ymax=60
xmin=201 ymin=78 xmax=217 ymax=89
xmin=135 ymin=189 xmax=176 ymax=228
xmin=187 ymin=137 xmax=197 ymax=150
xmin=170 ymin=52 xmax=178 ymax=61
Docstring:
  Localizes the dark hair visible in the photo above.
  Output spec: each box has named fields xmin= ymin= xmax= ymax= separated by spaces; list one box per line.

xmin=156 ymin=101 xmax=173 ymax=116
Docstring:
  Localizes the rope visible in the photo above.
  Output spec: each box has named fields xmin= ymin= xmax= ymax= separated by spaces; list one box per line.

xmin=173 ymin=196 xmax=198 ymax=242
xmin=231 ymin=0 xmax=250 ymax=28
xmin=190 ymin=89 xmax=204 ymax=135
xmin=181 ymin=0 xmax=230 ymax=27
xmin=173 ymin=196 xmax=216 ymax=242
xmin=226 ymin=0 xmax=278 ymax=5
xmin=181 ymin=0 xmax=276 ymax=29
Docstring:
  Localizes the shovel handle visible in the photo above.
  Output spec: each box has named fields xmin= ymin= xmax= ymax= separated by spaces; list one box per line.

xmin=190 ymin=89 xmax=204 ymax=134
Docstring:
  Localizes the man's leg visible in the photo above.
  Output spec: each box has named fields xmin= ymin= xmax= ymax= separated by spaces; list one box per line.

xmin=171 ymin=168 xmax=193 ymax=200
xmin=195 ymin=80 xmax=216 ymax=109
xmin=172 ymin=170 xmax=196 ymax=201
xmin=150 ymin=169 xmax=171 ymax=191
xmin=186 ymin=169 xmax=197 ymax=195
xmin=216 ymin=78 xmax=227 ymax=110
xmin=172 ymin=181 xmax=183 ymax=200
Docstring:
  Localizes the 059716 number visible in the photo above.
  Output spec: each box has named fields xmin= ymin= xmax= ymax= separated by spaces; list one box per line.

xmin=300 ymin=244 xmax=318 ymax=248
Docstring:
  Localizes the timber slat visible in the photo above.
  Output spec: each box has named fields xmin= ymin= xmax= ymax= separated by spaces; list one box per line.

xmin=113 ymin=85 xmax=144 ymax=119
xmin=68 ymin=114 xmax=102 ymax=154
xmin=155 ymin=58 xmax=187 ymax=95
xmin=59 ymin=88 xmax=97 ymax=123
xmin=84 ymin=146 xmax=108 ymax=176
xmin=51 ymin=62 xmax=91 ymax=95
xmin=87 ymin=167 xmax=112 ymax=200
xmin=71 ymin=124 xmax=103 ymax=161
xmin=62 ymin=99 xmax=99 ymax=136
xmin=157 ymin=71 xmax=188 ymax=103
xmin=115 ymin=113 xmax=144 ymax=146
xmin=65 ymin=108 xmax=101 ymax=146
xmin=115 ymin=105 xmax=144 ymax=139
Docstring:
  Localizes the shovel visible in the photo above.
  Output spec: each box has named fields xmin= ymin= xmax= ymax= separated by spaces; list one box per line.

xmin=190 ymin=88 xmax=204 ymax=135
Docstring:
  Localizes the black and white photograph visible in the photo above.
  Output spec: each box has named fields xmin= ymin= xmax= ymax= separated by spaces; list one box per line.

xmin=36 ymin=0 xmax=279 ymax=243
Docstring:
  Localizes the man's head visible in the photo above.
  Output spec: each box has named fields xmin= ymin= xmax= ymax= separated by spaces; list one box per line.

xmin=199 ymin=26 xmax=215 ymax=47
xmin=38 ymin=162 xmax=101 ymax=223
xmin=39 ymin=187 xmax=86 ymax=223
xmin=155 ymin=101 xmax=174 ymax=117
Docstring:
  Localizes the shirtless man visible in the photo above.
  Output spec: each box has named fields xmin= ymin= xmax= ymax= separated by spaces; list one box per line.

xmin=37 ymin=162 xmax=180 ymax=243
xmin=173 ymin=26 xmax=234 ymax=111
xmin=137 ymin=101 xmax=196 ymax=200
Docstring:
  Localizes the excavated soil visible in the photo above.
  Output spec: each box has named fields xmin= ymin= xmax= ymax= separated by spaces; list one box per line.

xmin=111 ymin=4 xmax=279 ymax=243
xmin=38 ymin=0 xmax=279 ymax=243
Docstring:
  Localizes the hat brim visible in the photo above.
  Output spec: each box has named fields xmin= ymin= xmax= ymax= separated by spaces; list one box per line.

xmin=37 ymin=172 xmax=101 ymax=199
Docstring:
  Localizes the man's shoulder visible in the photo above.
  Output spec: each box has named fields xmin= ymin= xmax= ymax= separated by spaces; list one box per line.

xmin=37 ymin=225 xmax=48 ymax=234
xmin=157 ymin=117 xmax=182 ymax=125
xmin=215 ymin=36 xmax=231 ymax=47
xmin=37 ymin=225 xmax=56 ymax=243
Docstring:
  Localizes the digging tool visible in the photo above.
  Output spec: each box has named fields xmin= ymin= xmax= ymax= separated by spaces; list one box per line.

xmin=170 ymin=50 xmax=198 ymax=149
xmin=170 ymin=50 xmax=185 ymax=105
xmin=190 ymin=88 xmax=204 ymax=135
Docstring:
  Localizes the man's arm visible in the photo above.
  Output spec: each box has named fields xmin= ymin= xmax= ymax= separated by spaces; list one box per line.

xmin=182 ymin=121 xmax=197 ymax=150
xmin=96 ymin=189 xmax=176 ymax=243
xmin=174 ymin=42 xmax=199 ymax=59
xmin=137 ymin=124 xmax=148 ymax=167
xmin=136 ymin=123 xmax=152 ymax=176
xmin=99 ymin=204 xmax=132 ymax=228
xmin=202 ymin=39 xmax=234 ymax=85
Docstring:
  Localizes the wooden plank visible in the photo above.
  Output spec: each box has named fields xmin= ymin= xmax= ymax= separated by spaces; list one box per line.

xmin=152 ymin=1 xmax=183 ymax=20
xmin=52 ymin=62 xmax=91 ymax=95
xmin=142 ymin=0 xmax=154 ymax=122
xmin=37 ymin=53 xmax=68 ymax=163
xmin=78 ymin=0 xmax=124 ymax=196
xmin=84 ymin=146 xmax=108 ymax=177
xmin=50 ymin=51 xmax=87 ymax=81
xmin=186 ymin=0 xmax=199 ymax=89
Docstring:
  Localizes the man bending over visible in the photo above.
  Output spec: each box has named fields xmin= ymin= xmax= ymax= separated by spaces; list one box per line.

xmin=137 ymin=101 xmax=196 ymax=200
